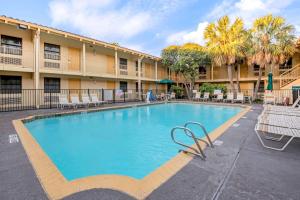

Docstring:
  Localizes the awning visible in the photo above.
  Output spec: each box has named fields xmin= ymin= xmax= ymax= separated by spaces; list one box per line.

xmin=157 ymin=79 xmax=174 ymax=84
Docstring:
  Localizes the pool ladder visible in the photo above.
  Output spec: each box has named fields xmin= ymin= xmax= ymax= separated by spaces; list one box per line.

xmin=171 ymin=121 xmax=214 ymax=160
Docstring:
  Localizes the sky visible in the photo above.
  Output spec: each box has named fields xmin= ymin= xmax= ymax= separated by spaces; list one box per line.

xmin=1 ymin=0 xmax=300 ymax=56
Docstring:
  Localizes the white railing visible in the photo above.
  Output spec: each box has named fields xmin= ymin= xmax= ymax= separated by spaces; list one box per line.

xmin=0 ymin=45 xmax=22 ymax=55
xmin=280 ymin=64 xmax=300 ymax=88
xmin=44 ymin=52 xmax=60 ymax=60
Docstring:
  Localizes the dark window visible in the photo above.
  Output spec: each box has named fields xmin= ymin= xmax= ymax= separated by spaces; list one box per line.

xmin=199 ymin=66 xmax=206 ymax=75
xmin=120 ymin=81 xmax=128 ymax=91
xmin=1 ymin=35 xmax=22 ymax=48
xmin=279 ymin=58 xmax=292 ymax=70
xmin=253 ymin=64 xmax=260 ymax=71
xmin=44 ymin=43 xmax=60 ymax=60
xmin=120 ymin=58 xmax=127 ymax=66
xmin=44 ymin=78 xmax=60 ymax=93
xmin=135 ymin=82 xmax=143 ymax=92
xmin=0 ymin=76 xmax=22 ymax=93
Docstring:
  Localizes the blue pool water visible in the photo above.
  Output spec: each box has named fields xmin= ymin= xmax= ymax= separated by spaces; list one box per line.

xmin=25 ymin=103 xmax=241 ymax=180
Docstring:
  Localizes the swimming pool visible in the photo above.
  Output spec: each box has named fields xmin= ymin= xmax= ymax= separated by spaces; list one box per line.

xmin=25 ymin=103 xmax=241 ymax=181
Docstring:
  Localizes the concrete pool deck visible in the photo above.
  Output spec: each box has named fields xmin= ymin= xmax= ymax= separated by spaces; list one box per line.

xmin=1 ymin=103 xmax=300 ymax=199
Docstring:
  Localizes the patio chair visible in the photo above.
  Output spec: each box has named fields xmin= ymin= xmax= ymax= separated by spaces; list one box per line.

xmin=264 ymin=92 xmax=276 ymax=105
xmin=170 ymin=92 xmax=176 ymax=100
xmin=193 ymin=92 xmax=201 ymax=101
xmin=213 ymin=93 xmax=223 ymax=102
xmin=224 ymin=92 xmax=234 ymax=103
xmin=233 ymin=92 xmax=244 ymax=103
xmin=255 ymin=122 xmax=300 ymax=151
xmin=90 ymin=94 xmax=106 ymax=106
xmin=58 ymin=95 xmax=73 ymax=109
xmin=258 ymin=112 xmax=300 ymax=130
xmin=82 ymin=95 xmax=92 ymax=107
xmin=200 ymin=92 xmax=210 ymax=102
xmin=70 ymin=95 xmax=86 ymax=108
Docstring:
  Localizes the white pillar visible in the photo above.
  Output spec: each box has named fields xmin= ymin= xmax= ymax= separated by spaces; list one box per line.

xmin=34 ymin=29 xmax=40 ymax=108
xmin=82 ymin=43 xmax=86 ymax=76
xmin=155 ymin=61 xmax=158 ymax=80
xmin=138 ymin=57 xmax=143 ymax=100
xmin=115 ymin=50 xmax=118 ymax=77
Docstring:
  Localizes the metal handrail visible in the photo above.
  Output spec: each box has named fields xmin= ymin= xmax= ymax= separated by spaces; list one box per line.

xmin=171 ymin=126 xmax=206 ymax=159
xmin=184 ymin=121 xmax=214 ymax=148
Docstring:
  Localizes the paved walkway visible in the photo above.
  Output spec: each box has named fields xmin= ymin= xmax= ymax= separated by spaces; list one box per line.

xmin=1 ymin=104 xmax=300 ymax=200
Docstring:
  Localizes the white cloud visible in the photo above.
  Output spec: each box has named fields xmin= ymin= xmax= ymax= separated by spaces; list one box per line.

xmin=166 ymin=22 xmax=209 ymax=45
xmin=49 ymin=0 xmax=185 ymax=41
xmin=166 ymin=0 xmax=299 ymax=46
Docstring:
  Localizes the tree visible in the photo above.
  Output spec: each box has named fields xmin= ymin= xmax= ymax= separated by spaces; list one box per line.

xmin=161 ymin=43 xmax=210 ymax=99
xmin=204 ymin=16 xmax=247 ymax=93
xmin=247 ymin=14 xmax=296 ymax=99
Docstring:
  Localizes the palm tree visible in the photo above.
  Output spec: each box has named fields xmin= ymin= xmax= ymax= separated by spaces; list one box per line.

xmin=204 ymin=16 xmax=246 ymax=92
xmin=247 ymin=15 xmax=296 ymax=99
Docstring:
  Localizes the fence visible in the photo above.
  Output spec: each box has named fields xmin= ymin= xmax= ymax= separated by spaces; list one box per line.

xmin=0 ymin=89 xmax=167 ymax=112
xmin=0 ymin=88 xmax=296 ymax=112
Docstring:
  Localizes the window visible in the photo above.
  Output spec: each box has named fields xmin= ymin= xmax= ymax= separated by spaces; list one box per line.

xmin=0 ymin=76 xmax=22 ymax=93
xmin=279 ymin=58 xmax=292 ymax=70
xmin=44 ymin=78 xmax=60 ymax=93
xmin=1 ymin=35 xmax=22 ymax=55
xmin=44 ymin=43 xmax=60 ymax=60
xmin=120 ymin=81 xmax=128 ymax=91
xmin=199 ymin=66 xmax=207 ymax=78
xmin=135 ymin=61 xmax=143 ymax=76
xmin=253 ymin=64 xmax=260 ymax=71
xmin=119 ymin=58 xmax=127 ymax=69
xmin=119 ymin=58 xmax=128 ymax=75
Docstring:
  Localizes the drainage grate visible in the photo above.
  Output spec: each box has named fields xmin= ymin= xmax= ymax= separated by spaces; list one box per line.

xmin=242 ymin=116 xmax=247 ymax=119
xmin=9 ymin=134 xmax=19 ymax=143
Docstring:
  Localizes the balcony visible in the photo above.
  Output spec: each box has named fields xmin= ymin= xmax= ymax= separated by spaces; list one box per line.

xmin=0 ymin=45 xmax=22 ymax=66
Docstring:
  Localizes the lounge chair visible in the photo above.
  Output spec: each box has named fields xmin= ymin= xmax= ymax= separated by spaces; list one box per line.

xmin=82 ymin=96 xmax=92 ymax=107
xmin=258 ymin=112 xmax=300 ymax=129
xmin=193 ymin=92 xmax=201 ymax=101
xmin=224 ymin=92 xmax=234 ymax=103
xmin=70 ymin=96 xmax=86 ymax=108
xmin=90 ymin=94 xmax=106 ymax=106
xmin=264 ymin=91 xmax=276 ymax=105
xmin=58 ymin=95 xmax=73 ymax=109
xmin=170 ymin=92 xmax=176 ymax=100
xmin=200 ymin=92 xmax=210 ymax=102
xmin=213 ymin=93 xmax=223 ymax=102
xmin=255 ymin=122 xmax=300 ymax=151
xmin=233 ymin=92 xmax=244 ymax=103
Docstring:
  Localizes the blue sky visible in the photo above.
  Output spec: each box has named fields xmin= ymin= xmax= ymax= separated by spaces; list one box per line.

xmin=1 ymin=0 xmax=299 ymax=56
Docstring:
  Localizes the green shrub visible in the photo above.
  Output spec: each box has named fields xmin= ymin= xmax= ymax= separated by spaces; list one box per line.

xmin=170 ymin=85 xmax=184 ymax=97
xmin=199 ymin=83 xmax=227 ymax=94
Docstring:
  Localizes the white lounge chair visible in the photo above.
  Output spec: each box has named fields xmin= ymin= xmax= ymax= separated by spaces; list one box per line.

xmin=200 ymin=92 xmax=210 ymax=102
xmin=90 ymin=94 xmax=106 ymax=106
xmin=264 ymin=92 xmax=276 ymax=105
xmin=70 ymin=96 xmax=86 ymax=108
xmin=170 ymin=92 xmax=176 ymax=100
xmin=233 ymin=93 xmax=244 ymax=103
xmin=213 ymin=93 xmax=224 ymax=102
xmin=255 ymin=122 xmax=300 ymax=151
xmin=58 ymin=95 xmax=73 ymax=109
xmin=82 ymin=96 xmax=92 ymax=107
xmin=193 ymin=92 xmax=201 ymax=101
xmin=224 ymin=92 xmax=234 ymax=103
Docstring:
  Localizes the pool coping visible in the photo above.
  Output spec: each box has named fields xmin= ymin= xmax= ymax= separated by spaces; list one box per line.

xmin=12 ymin=102 xmax=251 ymax=200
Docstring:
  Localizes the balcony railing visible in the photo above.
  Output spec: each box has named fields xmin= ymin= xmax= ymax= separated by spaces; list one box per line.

xmin=0 ymin=45 xmax=22 ymax=55
xmin=44 ymin=52 xmax=60 ymax=60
